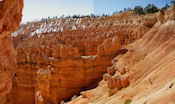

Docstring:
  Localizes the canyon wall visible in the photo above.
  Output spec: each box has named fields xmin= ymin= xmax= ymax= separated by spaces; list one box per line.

xmin=7 ymin=12 xmax=151 ymax=104
xmin=0 ymin=0 xmax=23 ymax=104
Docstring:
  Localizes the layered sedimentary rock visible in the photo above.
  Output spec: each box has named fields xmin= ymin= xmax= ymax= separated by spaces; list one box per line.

xmin=7 ymin=11 xmax=152 ymax=104
xmin=67 ymin=7 xmax=175 ymax=104
xmin=0 ymin=0 xmax=23 ymax=103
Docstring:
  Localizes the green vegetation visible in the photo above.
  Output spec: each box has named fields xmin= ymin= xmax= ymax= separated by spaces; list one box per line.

xmin=149 ymin=78 xmax=153 ymax=84
xmin=124 ymin=8 xmax=132 ymax=12
xmin=133 ymin=0 xmax=175 ymax=15
xmin=134 ymin=4 xmax=158 ymax=15
xmin=63 ymin=14 xmax=107 ymax=18
xmin=171 ymin=0 xmax=175 ymax=4
xmin=134 ymin=6 xmax=145 ymax=15
xmin=124 ymin=99 xmax=132 ymax=104
xmin=144 ymin=4 xmax=159 ymax=14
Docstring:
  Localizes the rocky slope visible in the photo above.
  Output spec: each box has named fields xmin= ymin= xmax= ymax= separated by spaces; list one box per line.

xmin=0 ymin=0 xmax=23 ymax=104
xmin=67 ymin=5 xmax=175 ymax=104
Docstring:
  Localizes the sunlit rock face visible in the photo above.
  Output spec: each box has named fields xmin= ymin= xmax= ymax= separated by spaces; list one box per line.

xmin=0 ymin=0 xmax=23 ymax=103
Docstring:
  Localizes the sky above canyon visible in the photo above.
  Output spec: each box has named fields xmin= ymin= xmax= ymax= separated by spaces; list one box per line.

xmin=22 ymin=0 xmax=172 ymax=22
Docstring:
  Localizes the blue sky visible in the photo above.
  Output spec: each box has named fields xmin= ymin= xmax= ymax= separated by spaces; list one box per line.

xmin=22 ymin=0 xmax=172 ymax=22
xmin=94 ymin=0 xmax=172 ymax=15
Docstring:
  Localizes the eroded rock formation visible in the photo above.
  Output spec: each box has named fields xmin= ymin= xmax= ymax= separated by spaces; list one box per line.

xmin=7 ymin=11 xmax=151 ymax=104
xmin=0 ymin=0 xmax=23 ymax=103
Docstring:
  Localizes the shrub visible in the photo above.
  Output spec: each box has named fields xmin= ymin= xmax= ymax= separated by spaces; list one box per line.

xmin=124 ymin=99 xmax=132 ymax=104
xmin=72 ymin=15 xmax=78 ymax=18
xmin=124 ymin=8 xmax=132 ymax=12
xmin=90 ymin=14 xmax=96 ymax=18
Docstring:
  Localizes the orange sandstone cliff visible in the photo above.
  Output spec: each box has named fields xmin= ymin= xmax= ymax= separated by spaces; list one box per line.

xmin=0 ymin=0 xmax=23 ymax=104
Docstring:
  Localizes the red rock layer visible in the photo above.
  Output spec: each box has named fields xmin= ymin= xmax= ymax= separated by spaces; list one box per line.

xmin=0 ymin=0 xmax=23 ymax=103
xmin=7 ymin=12 xmax=151 ymax=103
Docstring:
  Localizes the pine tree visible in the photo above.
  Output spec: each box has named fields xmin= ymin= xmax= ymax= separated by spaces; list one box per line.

xmin=134 ymin=6 xmax=145 ymax=15
xmin=144 ymin=4 xmax=158 ymax=14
